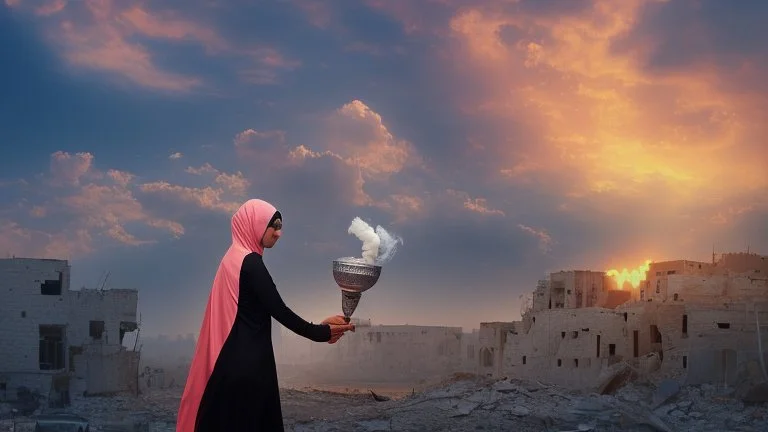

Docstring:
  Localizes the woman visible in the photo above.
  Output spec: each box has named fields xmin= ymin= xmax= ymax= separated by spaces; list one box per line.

xmin=176 ymin=199 xmax=355 ymax=431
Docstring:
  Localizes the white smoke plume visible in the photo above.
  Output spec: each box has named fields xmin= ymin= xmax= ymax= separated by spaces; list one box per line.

xmin=348 ymin=217 xmax=380 ymax=265
xmin=345 ymin=217 xmax=404 ymax=265
xmin=374 ymin=225 xmax=403 ymax=265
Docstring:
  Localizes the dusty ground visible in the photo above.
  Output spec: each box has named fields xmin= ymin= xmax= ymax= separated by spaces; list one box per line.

xmin=2 ymin=374 xmax=767 ymax=431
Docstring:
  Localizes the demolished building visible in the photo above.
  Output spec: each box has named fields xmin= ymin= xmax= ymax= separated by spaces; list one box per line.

xmin=0 ymin=258 xmax=140 ymax=409
xmin=477 ymin=251 xmax=768 ymax=393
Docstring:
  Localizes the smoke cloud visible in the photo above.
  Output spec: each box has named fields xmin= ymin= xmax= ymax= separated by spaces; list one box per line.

xmin=374 ymin=225 xmax=403 ymax=265
xmin=348 ymin=217 xmax=381 ymax=265
xmin=345 ymin=217 xmax=404 ymax=265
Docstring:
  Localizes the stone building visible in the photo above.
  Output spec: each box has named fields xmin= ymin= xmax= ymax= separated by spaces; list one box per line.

xmin=481 ymin=252 xmax=768 ymax=392
xmin=0 ymin=258 xmax=140 ymax=407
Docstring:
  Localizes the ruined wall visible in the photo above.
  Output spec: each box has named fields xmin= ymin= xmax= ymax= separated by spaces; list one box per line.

xmin=67 ymin=289 xmax=139 ymax=348
xmin=0 ymin=259 xmax=71 ymax=398
xmin=667 ymin=274 xmax=768 ymax=302
xmin=503 ymin=308 xmax=626 ymax=388
xmin=714 ymin=252 xmax=768 ymax=275
xmin=645 ymin=260 xmax=711 ymax=302
xmin=0 ymin=259 xmax=141 ymax=402
xmin=320 ymin=325 xmax=464 ymax=381
xmin=532 ymin=280 xmax=550 ymax=312
xmin=547 ymin=271 xmax=606 ymax=310
xmin=478 ymin=322 xmax=517 ymax=377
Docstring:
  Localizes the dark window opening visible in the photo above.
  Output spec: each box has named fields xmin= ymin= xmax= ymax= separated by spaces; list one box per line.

xmin=609 ymin=344 xmax=616 ymax=356
xmin=717 ymin=322 xmax=731 ymax=329
xmin=596 ymin=335 xmax=601 ymax=358
xmin=532 ymin=317 xmax=536 ymax=323
xmin=683 ymin=356 xmax=688 ymax=369
xmin=650 ymin=325 xmax=662 ymax=343
xmin=682 ymin=315 xmax=688 ymax=336
xmin=548 ymin=298 xmax=552 ymax=309
xmin=39 ymin=325 xmax=65 ymax=370
xmin=40 ymin=272 xmax=63 ymax=295
xmin=557 ymin=359 xmax=562 ymax=367
xmin=581 ymin=328 xmax=590 ymax=332
xmin=0 ymin=382 xmax=6 ymax=391
xmin=623 ymin=312 xmax=628 ymax=322
xmin=567 ymin=290 xmax=571 ymax=295
xmin=89 ymin=320 xmax=105 ymax=340
xmin=673 ymin=293 xmax=679 ymax=301
xmin=21 ymin=311 xmax=26 ymax=318
xmin=633 ymin=330 xmax=639 ymax=357
xmin=561 ymin=331 xmax=566 ymax=339
xmin=572 ymin=331 xmax=578 ymax=339
xmin=522 ymin=356 xmax=526 ymax=365
xmin=667 ymin=270 xmax=676 ymax=275
xmin=573 ymin=358 xmax=579 ymax=368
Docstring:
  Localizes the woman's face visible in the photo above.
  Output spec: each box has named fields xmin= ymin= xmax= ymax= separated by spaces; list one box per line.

xmin=262 ymin=218 xmax=282 ymax=248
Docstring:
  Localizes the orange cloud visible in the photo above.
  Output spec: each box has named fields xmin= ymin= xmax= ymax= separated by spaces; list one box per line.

xmin=438 ymin=0 xmax=766 ymax=222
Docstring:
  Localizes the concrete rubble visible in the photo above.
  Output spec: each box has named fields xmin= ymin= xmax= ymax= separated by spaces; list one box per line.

xmin=3 ymin=374 xmax=765 ymax=432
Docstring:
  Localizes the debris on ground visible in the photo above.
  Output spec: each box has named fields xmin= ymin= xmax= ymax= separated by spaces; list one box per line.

xmin=1 ymin=374 xmax=766 ymax=432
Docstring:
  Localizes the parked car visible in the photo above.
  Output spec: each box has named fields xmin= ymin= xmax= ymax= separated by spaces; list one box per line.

xmin=33 ymin=413 xmax=90 ymax=432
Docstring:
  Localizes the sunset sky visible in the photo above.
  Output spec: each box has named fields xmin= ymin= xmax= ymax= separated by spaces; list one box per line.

xmin=1 ymin=0 xmax=766 ymax=336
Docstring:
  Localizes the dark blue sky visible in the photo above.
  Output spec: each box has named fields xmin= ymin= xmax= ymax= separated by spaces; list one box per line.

xmin=1 ymin=0 xmax=766 ymax=336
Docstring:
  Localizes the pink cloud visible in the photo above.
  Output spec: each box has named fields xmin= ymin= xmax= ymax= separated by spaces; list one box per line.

xmin=0 ymin=151 xmax=260 ymax=259
xmin=11 ymin=0 xmax=299 ymax=91
xmin=517 ymin=224 xmax=555 ymax=254
xmin=49 ymin=151 xmax=94 ymax=186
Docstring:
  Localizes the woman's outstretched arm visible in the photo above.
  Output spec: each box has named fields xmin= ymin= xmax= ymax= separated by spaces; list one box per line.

xmin=242 ymin=253 xmax=331 ymax=342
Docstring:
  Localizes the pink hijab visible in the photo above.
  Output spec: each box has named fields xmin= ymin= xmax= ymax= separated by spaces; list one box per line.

xmin=176 ymin=199 xmax=278 ymax=432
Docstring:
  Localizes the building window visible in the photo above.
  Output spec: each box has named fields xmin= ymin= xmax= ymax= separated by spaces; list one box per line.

xmin=522 ymin=356 xmax=526 ymax=365
xmin=609 ymin=344 xmax=616 ymax=356
xmin=90 ymin=320 xmax=105 ymax=340
xmin=40 ymin=272 xmax=63 ymax=295
xmin=596 ymin=335 xmax=601 ymax=358
xmin=623 ymin=312 xmax=628 ymax=322
xmin=561 ymin=331 xmax=566 ymax=339
xmin=717 ymin=322 xmax=731 ymax=329
xmin=682 ymin=315 xmax=688 ymax=337
xmin=650 ymin=325 xmax=662 ymax=343
xmin=572 ymin=331 xmax=578 ymax=339
xmin=573 ymin=358 xmax=579 ymax=368
xmin=557 ymin=359 xmax=562 ymax=367
xmin=39 ymin=325 xmax=65 ymax=370
xmin=682 ymin=356 xmax=688 ymax=369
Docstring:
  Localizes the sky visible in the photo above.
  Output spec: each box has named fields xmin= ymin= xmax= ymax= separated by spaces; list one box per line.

xmin=1 ymin=0 xmax=766 ymax=337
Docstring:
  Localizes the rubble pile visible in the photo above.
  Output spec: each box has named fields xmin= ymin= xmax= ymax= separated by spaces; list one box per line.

xmin=291 ymin=375 xmax=768 ymax=432
xmin=2 ymin=374 xmax=766 ymax=431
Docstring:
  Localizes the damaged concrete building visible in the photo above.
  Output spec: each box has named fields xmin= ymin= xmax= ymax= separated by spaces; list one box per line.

xmin=476 ymin=252 xmax=768 ymax=393
xmin=0 ymin=258 xmax=140 ymax=408
xmin=279 ymin=319 xmax=470 ymax=383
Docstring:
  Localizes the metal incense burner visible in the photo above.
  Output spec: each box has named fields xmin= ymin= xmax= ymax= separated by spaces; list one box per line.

xmin=332 ymin=259 xmax=382 ymax=323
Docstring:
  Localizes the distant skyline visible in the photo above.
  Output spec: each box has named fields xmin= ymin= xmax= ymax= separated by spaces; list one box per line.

xmin=1 ymin=0 xmax=766 ymax=336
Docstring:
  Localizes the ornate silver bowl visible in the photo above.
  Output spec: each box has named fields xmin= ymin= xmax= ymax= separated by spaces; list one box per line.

xmin=332 ymin=259 xmax=381 ymax=293
xmin=332 ymin=259 xmax=382 ymax=322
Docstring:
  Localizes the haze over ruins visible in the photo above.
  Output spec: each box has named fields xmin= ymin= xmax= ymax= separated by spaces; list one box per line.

xmin=2 ymin=0 xmax=767 ymax=430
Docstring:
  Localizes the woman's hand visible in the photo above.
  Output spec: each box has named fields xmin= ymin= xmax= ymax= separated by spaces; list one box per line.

xmin=322 ymin=315 xmax=356 ymax=344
